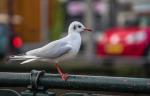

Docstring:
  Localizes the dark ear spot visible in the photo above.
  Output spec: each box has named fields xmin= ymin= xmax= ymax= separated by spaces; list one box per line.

xmin=73 ymin=25 xmax=76 ymax=30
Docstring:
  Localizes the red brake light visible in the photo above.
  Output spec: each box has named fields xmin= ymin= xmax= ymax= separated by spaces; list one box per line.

xmin=12 ymin=36 xmax=23 ymax=48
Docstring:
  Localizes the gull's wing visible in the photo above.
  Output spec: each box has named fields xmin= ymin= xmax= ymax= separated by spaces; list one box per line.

xmin=26 ymin=40 xmax=72 ymax=59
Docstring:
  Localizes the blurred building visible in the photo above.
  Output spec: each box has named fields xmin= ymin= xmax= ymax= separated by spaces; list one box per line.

xmin=0 ymin=0 xmax=149 ymax=57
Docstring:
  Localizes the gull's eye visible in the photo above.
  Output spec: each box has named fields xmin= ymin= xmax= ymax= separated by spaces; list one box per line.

xmin=78 ymin=25 xmax=81 ymax=28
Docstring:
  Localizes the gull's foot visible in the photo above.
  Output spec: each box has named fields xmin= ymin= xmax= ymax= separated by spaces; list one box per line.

xmin=61 ymin=73 xmax=69 ymax=81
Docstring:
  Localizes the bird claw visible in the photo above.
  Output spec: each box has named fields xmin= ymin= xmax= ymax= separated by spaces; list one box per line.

xmin=61 ymin=73 xmax=69 ymax=81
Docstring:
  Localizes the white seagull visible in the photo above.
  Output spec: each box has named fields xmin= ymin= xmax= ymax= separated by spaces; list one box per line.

xmin=9 ymin=21 xmax=92 ymax=80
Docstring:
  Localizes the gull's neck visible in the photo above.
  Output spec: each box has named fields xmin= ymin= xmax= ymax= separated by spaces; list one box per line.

xmin=67 ymin=31 xmax=81 ymax=40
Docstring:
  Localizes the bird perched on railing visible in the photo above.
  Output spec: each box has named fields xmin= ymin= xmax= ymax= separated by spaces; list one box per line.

xmin=9 ymin=21 xmax=92 ymax=81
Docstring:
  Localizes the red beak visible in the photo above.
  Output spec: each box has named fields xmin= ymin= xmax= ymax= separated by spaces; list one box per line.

xmin=84 ymin=28 xmax=92 ymax=32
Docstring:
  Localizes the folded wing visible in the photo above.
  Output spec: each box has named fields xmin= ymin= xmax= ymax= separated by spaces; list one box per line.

xmin=26 ymin=40 xmax=72 ymax=59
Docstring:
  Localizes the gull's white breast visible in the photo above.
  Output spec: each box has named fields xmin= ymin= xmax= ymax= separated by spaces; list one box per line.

xmin=56 ymin=33 xmax=81 ymax=62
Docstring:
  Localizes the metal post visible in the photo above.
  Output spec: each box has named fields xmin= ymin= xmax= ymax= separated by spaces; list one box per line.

xmin=84 ymin=0 xmax=94 ymax=60
xmin=40 ymin=0 xmax=49 ymax=42
xmin=109 ymin=0 xmax=118 ymax=27
xmin=0 ymin=71 xmax=150 ymax=93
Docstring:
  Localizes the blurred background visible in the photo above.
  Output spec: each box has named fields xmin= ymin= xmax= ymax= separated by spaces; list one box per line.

xmin=0 ymin=0 xmax=150 ymax=78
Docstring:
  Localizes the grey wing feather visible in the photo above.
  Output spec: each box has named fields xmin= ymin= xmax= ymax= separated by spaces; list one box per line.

xmin=49 ymin=45 xmax=72 ymax=58
xmin=26 ymin=40 xmax=72 ymax=58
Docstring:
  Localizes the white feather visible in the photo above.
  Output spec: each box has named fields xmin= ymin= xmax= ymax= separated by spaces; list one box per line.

xmin=20 ymin=59 xmax=37 ymax=64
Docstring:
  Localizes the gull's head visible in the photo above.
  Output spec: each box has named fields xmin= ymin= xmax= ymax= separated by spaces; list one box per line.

xmin=68 ymin=21 xmax=92 ymax=34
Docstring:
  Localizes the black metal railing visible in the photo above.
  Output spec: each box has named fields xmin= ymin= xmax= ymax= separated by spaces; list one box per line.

xmin=0 ymin=70 xmax=150 ymax=94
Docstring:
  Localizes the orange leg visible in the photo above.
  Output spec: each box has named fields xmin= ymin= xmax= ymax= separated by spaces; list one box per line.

xmin=55 ymin=63 xmax=68 ymax=81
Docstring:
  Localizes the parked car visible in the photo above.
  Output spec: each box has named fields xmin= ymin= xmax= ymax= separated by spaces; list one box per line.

xmin=96 ymin=15 xmax=150 ymax=59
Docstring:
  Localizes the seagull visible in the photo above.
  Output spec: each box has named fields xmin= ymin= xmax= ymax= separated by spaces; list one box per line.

xmin=9 ymin=21 xmax=92 ymax=81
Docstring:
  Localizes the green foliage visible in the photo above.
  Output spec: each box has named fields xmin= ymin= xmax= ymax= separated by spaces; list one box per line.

xmin=50 ymin=2 xmax=64 ymax=40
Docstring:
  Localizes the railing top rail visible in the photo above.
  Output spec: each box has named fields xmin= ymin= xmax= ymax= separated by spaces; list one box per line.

xmin=0 ymin=70 xmax=150 ymax=93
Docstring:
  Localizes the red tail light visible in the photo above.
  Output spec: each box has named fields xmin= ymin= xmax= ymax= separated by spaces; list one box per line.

xmin=12 ymin=36 xmax=23 ymax=48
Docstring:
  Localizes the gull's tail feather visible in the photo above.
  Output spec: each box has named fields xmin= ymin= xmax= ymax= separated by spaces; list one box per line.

xmin=9 ymin=55 xmax=38 ymax=60
xmin=20 ymin=59 xmax=37 ymax=64
xmin=9 ymin=55 xmax=26 ymax=60
xmin=8 ymin=55 xmax=41 ymax=64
